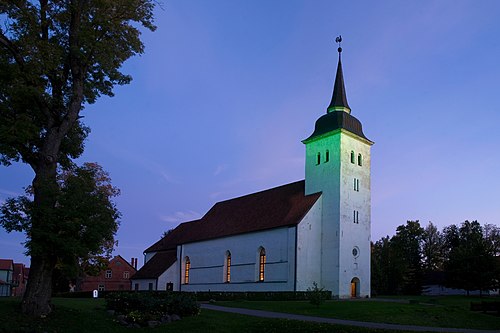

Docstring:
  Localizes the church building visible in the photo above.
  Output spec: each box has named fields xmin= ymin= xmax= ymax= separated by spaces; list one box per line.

xmin=131 ymin=45 xmax=373 ymax=298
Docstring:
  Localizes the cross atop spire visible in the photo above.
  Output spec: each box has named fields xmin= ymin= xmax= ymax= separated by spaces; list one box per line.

xmin=327 ymin=36 xmax=351 ymax=114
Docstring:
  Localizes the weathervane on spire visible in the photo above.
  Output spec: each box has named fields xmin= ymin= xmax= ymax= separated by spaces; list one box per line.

xmin=335 ymin=35 xmax=342 ymax=53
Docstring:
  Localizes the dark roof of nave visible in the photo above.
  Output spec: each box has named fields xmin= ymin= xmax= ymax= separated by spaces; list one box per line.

xmin=303 ymin=111 xmax=371 ymax=142
xmin=131 ymin=250 xmax=177 ymax=279
xmin=145 ymin=180 xmax=321 ymax=253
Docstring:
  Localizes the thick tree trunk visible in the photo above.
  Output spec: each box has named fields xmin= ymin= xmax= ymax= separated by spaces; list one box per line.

xmin=21 ymin=158 xmax=59 ymax=316
xmin=21 ymin=255 xmax=56 ymax=316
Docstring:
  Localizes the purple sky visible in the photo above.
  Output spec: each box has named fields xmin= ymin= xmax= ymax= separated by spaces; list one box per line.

xmin=1 ymin=0 xmax=500 ymax=266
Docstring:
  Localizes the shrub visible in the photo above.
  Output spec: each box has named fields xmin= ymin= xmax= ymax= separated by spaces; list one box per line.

xmin=307 ymin=282 xmax=327 ymax=307
xmin=105 ymin=291 xmax=200 ymax=325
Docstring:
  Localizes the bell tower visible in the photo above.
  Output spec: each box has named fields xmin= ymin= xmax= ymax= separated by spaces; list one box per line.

xmin=302 ymin=37 xmax=373 ymax=298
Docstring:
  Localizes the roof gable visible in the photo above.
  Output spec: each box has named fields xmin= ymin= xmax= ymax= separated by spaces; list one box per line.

xmin=131 ymin=250 xmax=177 ymax=279
xmin=112 ymin=255 xmax=137 ymax=272
xmin=146 ymin=180 xmax=321 ymax=253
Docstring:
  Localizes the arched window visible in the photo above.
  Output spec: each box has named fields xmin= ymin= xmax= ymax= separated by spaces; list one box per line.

xmin=225 ymin=251 xmax=231 ymax=283
xmin=325 ymin=150 xmax=330 ymax=162
xmin=184 ymin=257 xmax=190 ymax=284
xmin=316 ymin=152 xmax=321 ymax=165
xmin=259 ymin=247 xmax=266 ymax=282
xmin=350 ymin=151 xmax=355 ymax=164
xmin=358 ymin=153 xmax=362 ymax=166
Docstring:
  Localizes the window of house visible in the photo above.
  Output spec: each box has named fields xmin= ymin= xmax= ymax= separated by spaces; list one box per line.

xmin=123 ymin=271 xmax=129 ymax=279
xmin=316 ymin=152 xmax=321 ymax=165
xmin=98 ymin=284 xmax=105 ymax=291
xmin=354 ymin=178 xmax=360 ymax=192
xmin=148 ymin=282 xmax=153 ymax=291
xmin=184 ymin=257 xmax=190 ymax=284
xmin=259 ymin=248 xmax=266 ymax=282
xmin=358 ymin=153 xmax=362 ymax=166
xmin=350 ymin=151 xmax=355 ymax=164
xmin=225 ymin=251 xmax=231 ymax=283
xmin=325 ymin=150 xmax=330 ymax=162
xmin=105 ymin=270 xmax=112 ymax=279
xmin=134 ymin=283 xmax=139 ymax=291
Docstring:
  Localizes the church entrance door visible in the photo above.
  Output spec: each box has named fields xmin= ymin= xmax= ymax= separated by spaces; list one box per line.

xmin=350 ymin=277 xmax=360 ymax=298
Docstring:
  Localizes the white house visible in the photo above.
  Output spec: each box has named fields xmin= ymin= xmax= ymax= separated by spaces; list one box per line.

xmin=132 ymin=46 xmax=374 ymax=298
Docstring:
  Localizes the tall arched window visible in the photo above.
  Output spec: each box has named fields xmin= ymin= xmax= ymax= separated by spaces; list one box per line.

xmin=184 ymin=257 xmax=190 ymax=284
xmin=350 ymin=151 xmax=355 ymax=164
xmin=225 ymin=251 xmax=231 ymax=283
xmin=259 ymin=247 xmax=266 ymax=281
xmin=316 ymin=152 xmax=321 ymax=165
xmin=325 ymin=150 xmax=330 ymax=162
xmin=358 ymin=153 xmax=362 ymax=166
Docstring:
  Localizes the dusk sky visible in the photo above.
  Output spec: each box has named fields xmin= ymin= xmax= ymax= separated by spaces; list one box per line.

xmin=1 ymin=0 xmax=500 ymax=266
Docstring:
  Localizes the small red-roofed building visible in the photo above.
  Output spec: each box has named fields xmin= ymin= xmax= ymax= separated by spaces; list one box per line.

xmin=79 ymin=256 xmax=137 ymax=292
xmin=0 ymin=259 xmax=14 ymax=297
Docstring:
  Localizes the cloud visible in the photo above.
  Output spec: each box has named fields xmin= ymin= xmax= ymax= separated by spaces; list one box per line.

xmin=160 ymin=210 xmax=201 ymax=223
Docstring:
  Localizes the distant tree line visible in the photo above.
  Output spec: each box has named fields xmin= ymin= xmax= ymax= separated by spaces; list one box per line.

xmin=371 ymin=220 xmax=500 ymax=296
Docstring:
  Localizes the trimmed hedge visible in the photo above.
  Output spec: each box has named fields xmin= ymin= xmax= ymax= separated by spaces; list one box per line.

xmin=193 ymin=290 xmax=332 ymax=302
xmin=57 ymin=290 xmax=332 ymax=302
xmin=106 ymin=291 xmax=200 ymax=318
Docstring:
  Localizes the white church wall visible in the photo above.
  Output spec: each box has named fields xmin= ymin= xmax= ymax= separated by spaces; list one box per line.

xmin=304 ymin=132 xmax=342 ymax=296
xmin=304 ymin=129 xmax=372 ymax=298
xmin=339 ymin=131 xmax=371 ymax=298
xmin=296 ymin=197 xmax=323 ymax=291
xmin=131 ymin=278 xmax=157 ymax=291
xmin=157 ymin=260 xmax=179 ymax=291
xmin=179 ymin=227 xmax=295 ymax=292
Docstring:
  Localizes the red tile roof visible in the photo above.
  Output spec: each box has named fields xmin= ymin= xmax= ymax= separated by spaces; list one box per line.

xmin=0 ymin=259 xmax=14 ymax=271
xmin=131 ymin=250 xmax=177 ymax=279
xmin=112 ymin=255 xmax=138 ymax=272
xmin=145 ymin=180 xmax=321 ymax=253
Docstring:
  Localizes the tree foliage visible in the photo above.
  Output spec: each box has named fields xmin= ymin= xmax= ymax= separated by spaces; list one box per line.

xmin=372 ymin=220 xmax=500 ymax=296
xmin=1 ymin=162 xmax=120 ymax=273
xmin=444 ymin=221 xmax=498 ymax=295
xmin=0 ymin=0 xmax=155 ymax=316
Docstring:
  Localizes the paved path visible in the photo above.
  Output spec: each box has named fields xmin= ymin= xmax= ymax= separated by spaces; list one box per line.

xmin=201 ymin=304 xmax=499 ymax=333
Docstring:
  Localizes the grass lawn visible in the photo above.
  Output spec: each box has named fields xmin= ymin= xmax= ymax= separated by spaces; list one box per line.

xmin=217 ymin=296 xmax=500 ymax=330
xmin=0 ymin=297 xmax=408 ymax=333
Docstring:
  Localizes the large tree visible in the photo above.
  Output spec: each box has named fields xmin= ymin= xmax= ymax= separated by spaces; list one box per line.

xmin=1 ymin=162 xmax=120 ymax=287
xmin=444 ymin=221 xmax=497 ymax=295
xmin=390 ymin=220 xmax=425 ymax=295
xmin=421 ymin=222 xmax=444 ymax=272
xmin=0 ymin=0 xmax=155 ymax=316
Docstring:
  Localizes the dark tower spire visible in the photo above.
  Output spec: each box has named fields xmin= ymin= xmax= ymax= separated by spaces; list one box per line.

xmin=327 ymin=36 xmax=351 ymax=114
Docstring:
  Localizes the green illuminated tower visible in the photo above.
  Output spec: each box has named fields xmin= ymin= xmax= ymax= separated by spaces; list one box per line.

xmin=302 ymin=41 xmax=373 ymax=298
